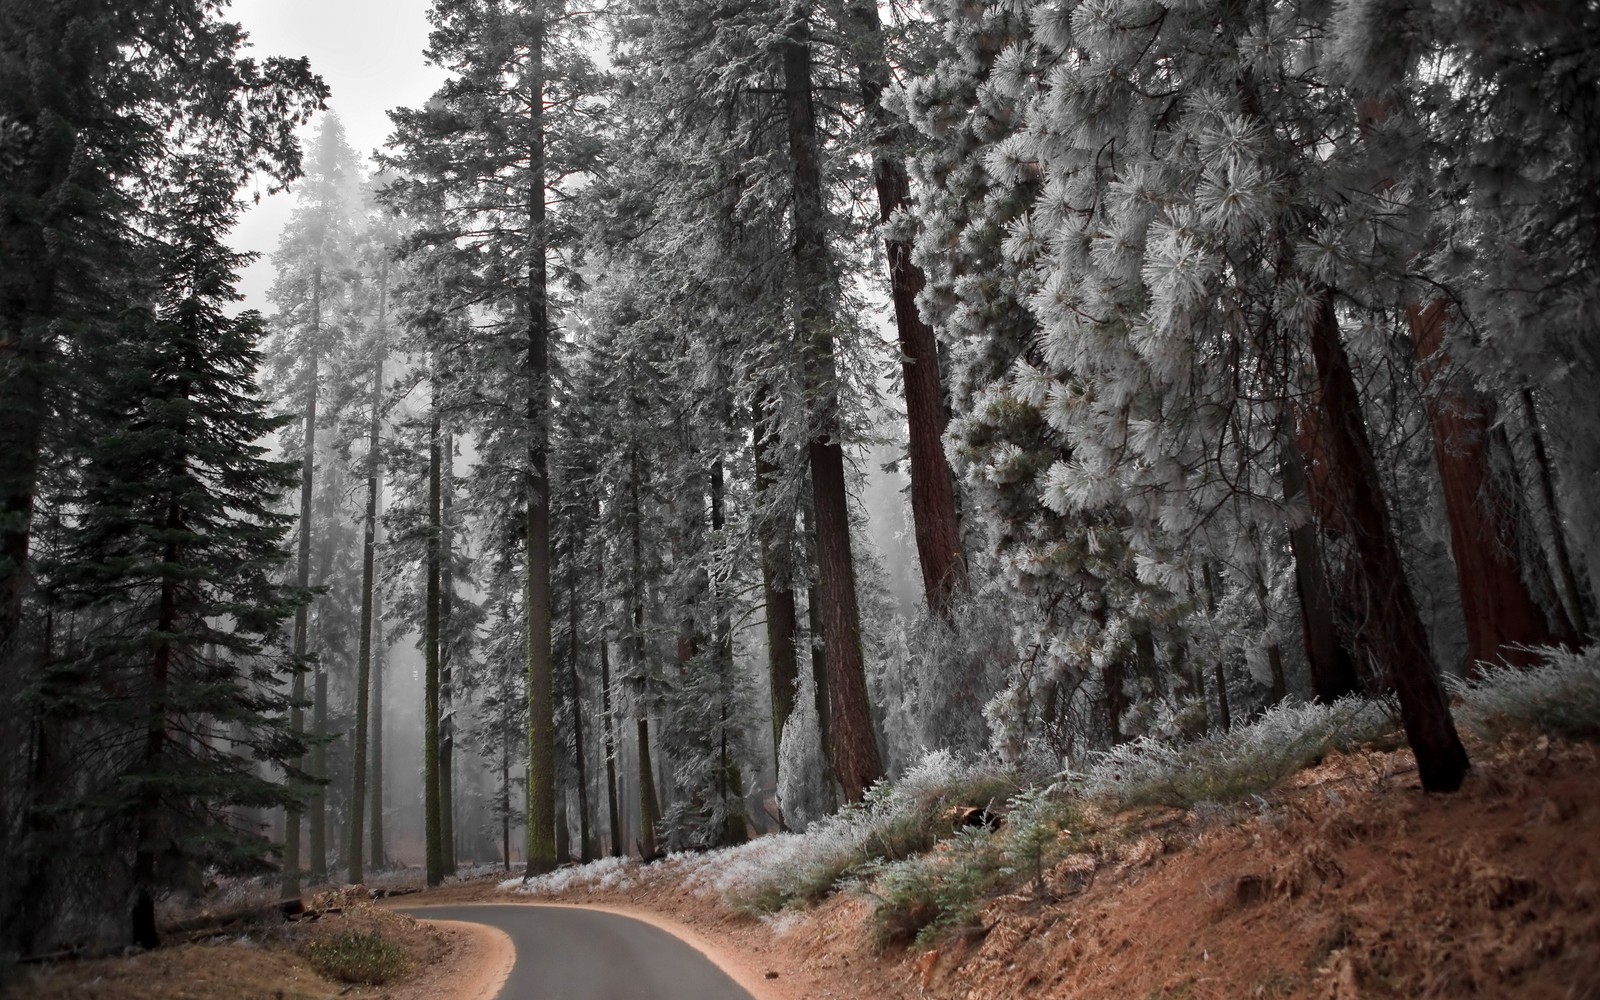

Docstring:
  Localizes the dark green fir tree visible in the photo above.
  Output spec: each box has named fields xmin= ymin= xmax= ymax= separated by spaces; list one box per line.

xmin=51 ymin=154 xmax=311 ymax=949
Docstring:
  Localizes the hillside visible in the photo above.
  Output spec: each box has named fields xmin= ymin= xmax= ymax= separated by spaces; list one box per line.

xmin=487 ymin=735 xmax=1599 ymax=1000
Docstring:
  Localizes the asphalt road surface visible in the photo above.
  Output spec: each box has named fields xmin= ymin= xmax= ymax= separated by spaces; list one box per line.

xmin=401 ymin=904 xmax=756 ymax=1000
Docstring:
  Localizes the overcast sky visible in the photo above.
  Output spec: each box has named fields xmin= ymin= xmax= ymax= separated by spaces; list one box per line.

xmin=228 ymin=0 xmax=448 ymax=309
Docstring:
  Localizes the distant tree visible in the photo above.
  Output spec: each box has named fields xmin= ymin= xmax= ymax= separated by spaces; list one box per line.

xmin=264 ymin=114 xmax=365 ymax=889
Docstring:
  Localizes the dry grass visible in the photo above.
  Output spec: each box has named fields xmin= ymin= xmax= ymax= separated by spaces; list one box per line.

xmin=19 ymin=901 xmax=445 ymax=1000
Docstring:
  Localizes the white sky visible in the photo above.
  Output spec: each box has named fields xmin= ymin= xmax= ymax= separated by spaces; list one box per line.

xmin=227 ymin=0 xmax=448 ymax=310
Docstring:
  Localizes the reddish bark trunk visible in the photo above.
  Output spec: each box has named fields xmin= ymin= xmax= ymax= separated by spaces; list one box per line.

xmin=784 ymin=14 xmax=883 ymax=803
xmin=1280 ymin=428 xmax=1364 ymax=702
xmin=846 ymin=0 xmax=967 ymax=616
xmin=1409 ymin=300 xmax=1573 ymax=671
xmin=1308 ymin=295 xmax=1468 ymax=792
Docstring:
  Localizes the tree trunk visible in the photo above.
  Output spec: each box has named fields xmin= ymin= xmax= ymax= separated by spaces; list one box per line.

xmin=500 ymin=734 xmax=512 ymax=870
xmin=310 ymin=503 xmax=334 ymax=885
xmin=369 ymin=586 xmax=386 ymax=871
xmin=1409 ymin=300 xmax=1572 ymax=671
xmin=283 ymin=267 xmax=322 ymax=898
xmin=347 ymin=283 xmax=385 ymax=884
xmin=600 ymin=632 xmax=622 ymax=857
xmin=844 ymin=0 xmax=966 ymax=616
xmin=1521 ymin=388 xmax=1591 ymax=637
xmin=132 ymin=487 xmax=185 ymax=949
xmin=636 ymin=717 xmax=660 ymax=859
xmin=1281 ymin=422 xmax=1364 ymax=702
xmin=566 ymin=525 xmax=593 ymax=862
xmin=310 ymin=654 xmax=328 ymax=883
xmin=784 ymin=9 xmax=881 ymax=804
xmin=801 ymin=500 xmax=830 ymax=757
xmin=710 ymin=458 xmax=748 ymax=845
xmin=752 ymin=395 xmax=800 ymax=772
xmin=523 ymin=12 xmax=557 ymax=877
xmin=424 ymin=408 xmax=444 ymax=887
xmin=1307 ymin=294 xmax=1468 ymax=792
xmin=440 ymin=433 xmax=456 ymax=874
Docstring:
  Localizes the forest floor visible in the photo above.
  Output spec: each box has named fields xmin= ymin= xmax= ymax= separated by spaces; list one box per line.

xmin=16 ymin=735 xmax=1598 ymax=999
xmin=415 ymin=735 xmax=1600 ymax=1000
xmin=15 ymin=895 xmax=511 ymax=1000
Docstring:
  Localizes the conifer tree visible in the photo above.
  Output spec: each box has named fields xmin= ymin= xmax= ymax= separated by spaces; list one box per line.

xmin=53 ymin=152 xmax=310 ymax=947
xmin=386 ymin=0 xmax=604 ymax=874
xmin=265 ymin=114 xmax=364 ymax=889
xmin=0 ymin=6 xmax=322 ymax=950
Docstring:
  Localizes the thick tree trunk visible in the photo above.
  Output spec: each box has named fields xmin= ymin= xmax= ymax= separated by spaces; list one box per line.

xmin=784 ymin=9 xmax=881 ymax=803
xmin=600 ymin=631 xmax=622 ymax=857
xmin=424 ymin=409 xmax=444 ymax=887
xmin=440 ymin=434 xmax=456 ymax=874
xmin=752 ymin=396 xmax=800 ymax=772
xmin=1282 ymin=420 xmax=1364 ymax=702
xmin=1409 ymin=300 xmax=1572 ymax=671
xmin=801 ymin=500 xmax=830 ymax=754
xmin=132 ymin=492 xmax=185 ymax=950
xmin=1307 ymin=295 xmax=1468 ymax=792
xmin=524 ymin=13 xmax=557 ymax=877
xmin=636 ymin=717 xmax=660 ymax=859
xmin=283 ymin=268 xmax=322 ymax=898
xmin=845 ymin=0 xmax=966 ymax=617
xmin=347 ymin=286 xmax=384 ymax=884
xmin=806 ymin=458 xmax=882 ymax=801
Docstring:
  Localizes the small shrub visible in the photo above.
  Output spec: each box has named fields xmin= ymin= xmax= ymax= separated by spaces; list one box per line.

xmin=304 ymin=929 xmax=406 ymax=985
xmin=1082 ymin=698 xmax=1395 ymax=810
xmin=1451 ymin=645 xmax=1600 ymax=741
xmin=862 ymin=827 xmax=1007 ymax=950
xmin=863 ymin=786 xmax=1086 ymax=950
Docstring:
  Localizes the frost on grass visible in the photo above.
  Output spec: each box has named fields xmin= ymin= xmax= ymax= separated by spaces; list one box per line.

xmin=1450 ymin=644 xmax=1600 ymax=741
xmin=724 ymin=750 xmax=1019 ymax=913
xmin=501 ymin=855 xmax=639 ymax=895
xmin=1081 ymin=697 xmax=1395 ymax=809
xmin=504 ymin=751 xmax=1018 ymax=915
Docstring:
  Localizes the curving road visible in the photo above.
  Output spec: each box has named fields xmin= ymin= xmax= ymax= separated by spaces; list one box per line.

xmin=400 ymin=904 xmax=756 ymax=1000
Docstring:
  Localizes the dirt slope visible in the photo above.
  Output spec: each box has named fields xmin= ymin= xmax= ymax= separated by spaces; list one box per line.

xmin=495 ymin=738 xmax=1599 ymax=1000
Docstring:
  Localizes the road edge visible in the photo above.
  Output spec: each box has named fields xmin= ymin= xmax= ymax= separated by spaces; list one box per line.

xmin=403 ymin=901 xmax=786 ymax=1000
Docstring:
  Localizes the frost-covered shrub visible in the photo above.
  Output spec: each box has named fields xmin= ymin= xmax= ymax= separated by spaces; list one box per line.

xmin=776 ymin=674 xmax=832 ymax=833
xmin=874 ymin=585 xmax=1021 ymax=763
xmin=501 ymin=854 xmax=642 ymax=896
xmin=1082 ymin=698 xmax=1395 ymax=809
xmin=1450 ymin=645 xmax=1600 ymax=741
xmin=728 ymin=750 xmax=1018 ymax=913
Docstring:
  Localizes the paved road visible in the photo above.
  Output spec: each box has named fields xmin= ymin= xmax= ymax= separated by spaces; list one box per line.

xmin=400 ymin=904 xmax=755 ymax=1000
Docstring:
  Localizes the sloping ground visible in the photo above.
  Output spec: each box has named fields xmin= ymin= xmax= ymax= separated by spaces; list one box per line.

xmin=510 ymin=738 xmax=1600 ymax=1000
xmin=14 ymin=903 xmax=509 ymax=1000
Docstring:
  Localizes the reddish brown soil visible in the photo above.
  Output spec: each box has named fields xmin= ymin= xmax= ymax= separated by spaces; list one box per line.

xmin=444 ymin=737 xmax=1600 ymax=1000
